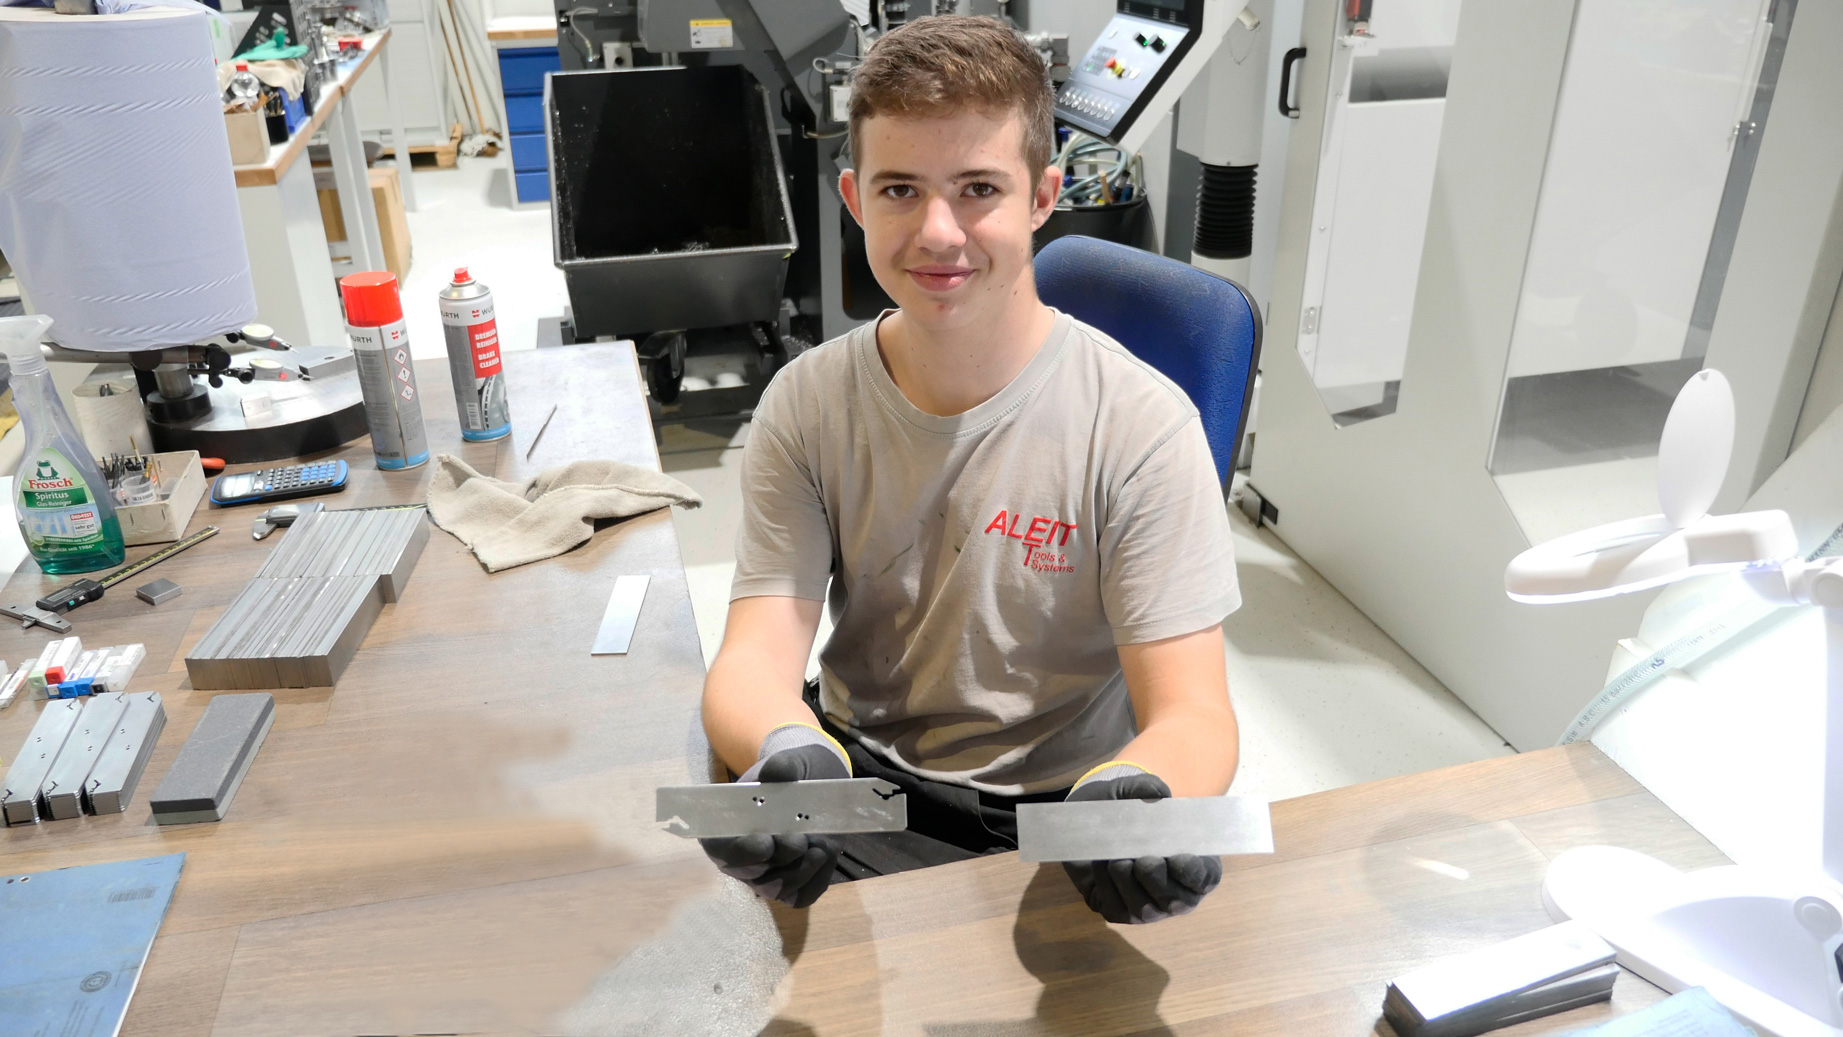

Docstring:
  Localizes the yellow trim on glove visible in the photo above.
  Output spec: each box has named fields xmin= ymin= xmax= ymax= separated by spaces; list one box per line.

xmin=783 ymin=721 xmax=853 ymax=777
xmin=1073 ymin=758 xmax=1152 ymax=789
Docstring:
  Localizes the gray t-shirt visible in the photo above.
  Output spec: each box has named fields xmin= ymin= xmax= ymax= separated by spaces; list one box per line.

xmin=731 ymin=310 xmax=1241 ymax=794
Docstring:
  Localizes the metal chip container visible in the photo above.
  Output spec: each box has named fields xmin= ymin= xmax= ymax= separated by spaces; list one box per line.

xmin=547 ymin=64 xmax=798 ymax=339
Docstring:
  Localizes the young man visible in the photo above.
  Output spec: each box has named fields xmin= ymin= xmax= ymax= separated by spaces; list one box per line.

xmin=699 ymin=16 xmax=1241 ymax=925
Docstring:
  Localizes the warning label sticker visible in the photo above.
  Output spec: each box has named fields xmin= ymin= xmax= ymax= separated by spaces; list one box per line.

xmin=689 ymin=18 xmax=732 ymax=49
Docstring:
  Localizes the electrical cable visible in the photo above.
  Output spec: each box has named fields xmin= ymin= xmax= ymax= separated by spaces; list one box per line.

xmin=1055 ymin=132 xmax=1137 ymax=206
xmin=1556 ymin=517 xmax=1843 ymax=746
xmin=567 ymin=7 xmax=601 ymax=69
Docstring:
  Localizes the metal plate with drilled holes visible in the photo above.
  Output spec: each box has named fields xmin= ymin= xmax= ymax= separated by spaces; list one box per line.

xmin=1016 ymin=795 xmax=1275 ymax=862
xmin=656 ymin=778 xmax=907 ymax=838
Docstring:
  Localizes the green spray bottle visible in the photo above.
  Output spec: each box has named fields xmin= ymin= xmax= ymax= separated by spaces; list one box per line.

xmin=0 ymin=315 xmax=124 ymax=574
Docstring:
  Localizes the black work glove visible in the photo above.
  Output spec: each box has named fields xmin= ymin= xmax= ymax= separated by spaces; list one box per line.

xmin=700 ymin=737 xmax=848 ymax=909
xmin=1062 ymin=769 xmax=1223 ymax=924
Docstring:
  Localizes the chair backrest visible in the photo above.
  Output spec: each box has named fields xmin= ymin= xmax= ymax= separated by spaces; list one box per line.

xmin=1035 ymin=235 xmax=1263 ymax=485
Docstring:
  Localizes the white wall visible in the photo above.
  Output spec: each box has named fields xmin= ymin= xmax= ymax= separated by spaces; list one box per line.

xmin=1792 ymin=275 xmax=1843 ymax=450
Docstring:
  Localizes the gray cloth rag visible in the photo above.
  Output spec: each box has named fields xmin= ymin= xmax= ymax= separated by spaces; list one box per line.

xmin=425 ymin=453 xmax=701 ymax=572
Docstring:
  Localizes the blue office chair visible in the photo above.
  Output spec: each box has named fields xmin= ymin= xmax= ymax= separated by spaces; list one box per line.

xmin=1035 ymin=235 xmax=1263 ymax=488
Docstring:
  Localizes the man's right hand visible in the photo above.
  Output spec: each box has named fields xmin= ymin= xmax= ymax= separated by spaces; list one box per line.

xmin=699 ymin=737 xmax=848 ymax=909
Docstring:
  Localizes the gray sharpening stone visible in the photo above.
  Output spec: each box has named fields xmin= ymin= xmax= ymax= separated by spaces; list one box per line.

xmin=2 ymin=699 xmax=85 ymax=825
xmin=84 ymin=691 xmax=166 ymax=814
xmin=136 ymin=578 xmax=182 ymax=605
xmin=147 ymin=692 xmax=274 ymax=825
xmin=39 ymin=692 xmax=129 ymax=820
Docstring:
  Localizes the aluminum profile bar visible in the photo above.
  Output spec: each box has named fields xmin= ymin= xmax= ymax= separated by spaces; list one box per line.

xmin=83 ymin=691 xmax=167 ymax=814
xmin=39 ymin=693 xmax=129 ymax=820
xmin=2 ymin=699 xmax=85 ymax=824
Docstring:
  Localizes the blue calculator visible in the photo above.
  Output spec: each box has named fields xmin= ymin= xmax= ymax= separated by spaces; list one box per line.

xmin=210 ymin=460 xmax=349 ymax=506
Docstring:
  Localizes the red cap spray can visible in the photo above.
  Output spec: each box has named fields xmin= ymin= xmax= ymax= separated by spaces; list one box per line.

xmin=339 ymin=271 xmax=429 ymax=470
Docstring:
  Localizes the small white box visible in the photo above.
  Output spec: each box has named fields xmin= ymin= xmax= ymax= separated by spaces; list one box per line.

xmin=118 ymin=451 xmax=207 ymax=547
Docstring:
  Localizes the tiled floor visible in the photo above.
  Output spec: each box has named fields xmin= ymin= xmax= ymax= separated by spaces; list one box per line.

xmin=398 ymin=154 xmax=570 ymax=362
xmin=407 ymin=152 xmax=1514 ymax=803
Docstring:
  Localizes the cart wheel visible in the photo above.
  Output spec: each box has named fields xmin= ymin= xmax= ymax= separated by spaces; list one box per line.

xmin=648 ymin=355 xmax=683 ymax=402
xmin=641 ymin=331 xmax=686 ymax=403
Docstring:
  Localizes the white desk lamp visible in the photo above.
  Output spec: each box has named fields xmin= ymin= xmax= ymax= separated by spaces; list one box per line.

xmin=1505 ymin=369 xmax=1843 ymax=1037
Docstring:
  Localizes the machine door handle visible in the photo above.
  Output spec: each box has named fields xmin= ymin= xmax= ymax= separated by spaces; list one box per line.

xmin=1279 ymin=47 xmax=1307 ymax=119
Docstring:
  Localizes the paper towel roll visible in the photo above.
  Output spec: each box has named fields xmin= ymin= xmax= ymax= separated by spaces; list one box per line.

xmin=74 ymin=376 xmax=154 ymax=459
xmin=0 ymin=6 xmax=257 ymax=352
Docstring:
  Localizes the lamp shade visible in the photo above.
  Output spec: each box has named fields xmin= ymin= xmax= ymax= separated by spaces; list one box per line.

xmin=0 ymin=6 xmax=257 ymax=352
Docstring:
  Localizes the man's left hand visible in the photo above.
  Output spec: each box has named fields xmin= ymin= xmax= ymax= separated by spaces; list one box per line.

xmin=1061 ymin=769 xmax=1223 ymax=924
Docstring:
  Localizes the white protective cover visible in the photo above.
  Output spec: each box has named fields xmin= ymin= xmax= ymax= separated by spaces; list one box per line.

xmin=0 ymin=6 xmax=255 ymax=352
xmin=1657 ymin=369 xmax=1736 ymax=528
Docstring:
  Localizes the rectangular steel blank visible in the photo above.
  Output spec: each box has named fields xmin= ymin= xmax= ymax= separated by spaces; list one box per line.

xmin=657 ymin=778 xmax=907 ymax=837
xmin=1015 ymin=795 xmax=1276 ymax=862
xmin=591 ymin=575 xmax=649 ymax=655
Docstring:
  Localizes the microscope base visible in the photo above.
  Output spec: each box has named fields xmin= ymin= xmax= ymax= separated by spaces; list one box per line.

xmin=145 ymin=370 xmax=367 ymax=464
xmin=1544 ymin=844 xmax=1843 ymax=1037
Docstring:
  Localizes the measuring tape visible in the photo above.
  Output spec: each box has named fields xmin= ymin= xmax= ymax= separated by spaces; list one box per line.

xmin=37 ymin=525 xmax=221 ymax=614
xmin=1558 ymin=518 xmax=1843 ymax=745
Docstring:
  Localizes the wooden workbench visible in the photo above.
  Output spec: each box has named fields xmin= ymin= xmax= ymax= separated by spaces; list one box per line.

xmin=0 ymin=345 xmax=1723 ymax=1034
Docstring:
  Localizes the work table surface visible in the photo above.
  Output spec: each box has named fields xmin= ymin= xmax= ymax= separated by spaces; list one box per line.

xmin=0 ymin=345 xmax=1720 ymax=1034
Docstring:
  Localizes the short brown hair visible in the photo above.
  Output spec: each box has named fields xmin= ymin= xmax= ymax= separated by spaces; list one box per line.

xmin=848 ymin=16 xmax=1055 ymax=176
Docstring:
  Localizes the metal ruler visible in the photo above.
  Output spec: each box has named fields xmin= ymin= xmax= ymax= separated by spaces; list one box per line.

xmin=35 ymin=525 xmax=220 ymax=615
xmin=1016 ymin=795 xmax=1275 ymax=862
xmin=657 ymin=778 xmax=907 ymax=837
xmin=592 ymin=575 xmax=649 ymax=655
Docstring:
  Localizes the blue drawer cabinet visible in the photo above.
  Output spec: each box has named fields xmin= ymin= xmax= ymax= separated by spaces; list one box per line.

xmin=509 ymin=131 xmax=547 ymax=173
xmin=499 ymin=47 xmax=561 ymax=95
xmin=497 ymin=46 xmax=559 ymax=203
xmin=505 ymin=92 xmax=546 ymax=135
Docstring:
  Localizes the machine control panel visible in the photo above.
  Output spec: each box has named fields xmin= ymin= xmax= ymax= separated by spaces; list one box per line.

xmin=1054 ymin=7 xmax=1195 ymax=142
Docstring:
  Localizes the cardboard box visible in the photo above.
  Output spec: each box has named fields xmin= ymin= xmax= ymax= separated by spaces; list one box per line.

xmin=316 ymin=165 xmax=412 ymax=280
xmin=224 ymin=109 xmax=268 ymax=165
xmin=118 ymin=451 xmax=206 ymax=547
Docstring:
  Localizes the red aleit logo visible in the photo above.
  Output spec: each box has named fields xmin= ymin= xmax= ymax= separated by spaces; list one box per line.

xmin=984 ymin=509 xmax=1077 ymax=573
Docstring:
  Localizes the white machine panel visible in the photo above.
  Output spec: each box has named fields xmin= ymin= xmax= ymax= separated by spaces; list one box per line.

xmin=1055 ymin=3 xmax=1195 ymax=142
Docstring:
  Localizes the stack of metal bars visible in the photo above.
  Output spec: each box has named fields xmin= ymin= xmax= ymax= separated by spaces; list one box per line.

xmin=185 ymin=509 xmax=428 ymax=690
